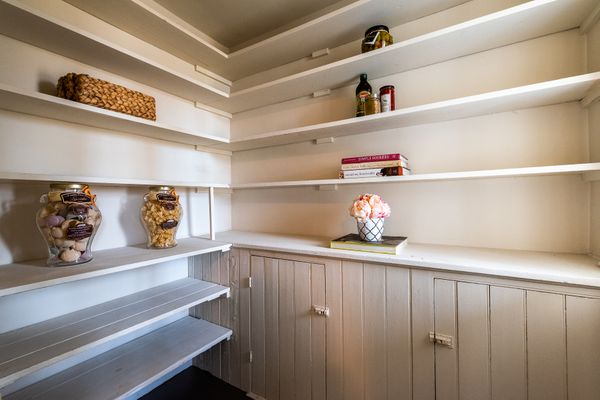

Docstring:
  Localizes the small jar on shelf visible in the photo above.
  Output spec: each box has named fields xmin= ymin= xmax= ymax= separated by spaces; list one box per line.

xmin=36 ymin=183 xmax=102 ymax=266
xmin=140 ymin=186 xmax=182 ymax=249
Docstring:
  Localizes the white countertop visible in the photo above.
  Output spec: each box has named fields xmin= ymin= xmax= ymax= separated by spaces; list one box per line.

xmin=214 ymin=231 xmax=600 ymax=289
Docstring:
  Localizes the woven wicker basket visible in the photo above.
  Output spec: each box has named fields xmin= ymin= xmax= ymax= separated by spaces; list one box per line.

xmin=57 ymin=73 xmax=156 ymax=121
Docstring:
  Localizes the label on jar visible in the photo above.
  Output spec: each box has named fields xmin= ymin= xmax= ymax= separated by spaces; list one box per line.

xmin=60 ymin=192 xmax=92 ymax=204
xmin=381 ymin=93 xmax=392 ymax=112
xmin=157 ymin=193 xmax=177 ymax=202
xmin=66 ymin=223 xmax=94 ymax=240
xmin=363 ymin=31 xmax=380 ymax=45
xmin=161 ymin=219 xmax=179 ymax=230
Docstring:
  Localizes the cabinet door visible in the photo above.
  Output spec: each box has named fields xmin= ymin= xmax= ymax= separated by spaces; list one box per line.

xmin=249 ymin=255 xmax=327 ymax=400
xmin=434 ymin=280 xmax=600 ymax=400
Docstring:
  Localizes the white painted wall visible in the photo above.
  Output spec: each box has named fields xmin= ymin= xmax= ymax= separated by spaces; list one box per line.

xmin=232 ymin=26 xmax=589 ymax=253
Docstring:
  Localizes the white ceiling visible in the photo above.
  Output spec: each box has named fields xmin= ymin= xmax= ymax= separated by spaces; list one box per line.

xmin=154 ymin=0 xmax=345 ymax=49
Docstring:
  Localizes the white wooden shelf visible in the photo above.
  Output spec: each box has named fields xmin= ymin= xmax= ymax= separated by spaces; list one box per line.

xmin=0 ymin=278 xmax=229 ymax=388
xmin=0 ymin=171 xmax=229 ymax=189
xmin=222 ymin=73 xmax=600 ymax=151
xmin=218 ymin=0 xmax=598 ymax=113
xmin=0 ymin=0 xmax=228 ymax=104
xmin=61 ymin=0 xmax=467 ymax=81
xmin=0 ymin=238 xmax=232 ymax=297
xmin=0 ymin=84 xmax=229 ymax=148
xmin=2 ymin=0 xmax=595 ymax=113
xmin=6 ymin=316 xmax=232 ymax=400
xmin=214 ymin=231 xmax=600 ymax=289
xmin=231 ymin=163 xmax=600 ymax=189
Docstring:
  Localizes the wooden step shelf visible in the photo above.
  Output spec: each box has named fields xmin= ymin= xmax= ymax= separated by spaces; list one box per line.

xmin=0 ymin=238 xmax=232 ymax=297
xmin=0 ymin=278 xmax=229 ymax=388
xmin=6 ymin=316 xmax=232 ymax=400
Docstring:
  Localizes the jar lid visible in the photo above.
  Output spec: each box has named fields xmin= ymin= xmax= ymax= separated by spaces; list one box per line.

xmin=149 ymin=186 xmax=174 ymax=191
xmin=380 ymin=85 xmax=395 ymax=90
xmin=50 ymin=183 xmax=87 ymax=190
xmin=365 ymin=25 xmax=389 ymax=36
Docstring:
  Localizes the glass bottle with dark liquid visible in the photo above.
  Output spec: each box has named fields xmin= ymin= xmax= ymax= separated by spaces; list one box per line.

xmin=355 ymin=73 xmax=372 ymax=117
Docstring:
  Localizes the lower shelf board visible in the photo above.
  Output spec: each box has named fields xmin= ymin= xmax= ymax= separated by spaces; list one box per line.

xmin=0 ymin=278 xmax=229 ymax=388
xmin=6 ymin=317 xmax=232 ymax=400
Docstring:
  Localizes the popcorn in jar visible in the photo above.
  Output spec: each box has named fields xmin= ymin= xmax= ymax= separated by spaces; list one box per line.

xmin=140 ymin=186 xmax=182 ymax=249
xmin=36 ymin=183 xmax=102 ymax=266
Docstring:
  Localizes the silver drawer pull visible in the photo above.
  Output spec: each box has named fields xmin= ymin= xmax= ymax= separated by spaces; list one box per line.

xmin=429 ymin=332 xmax=454 ymax=348
xmin=312 ymin=305 xmax=330 ymax=317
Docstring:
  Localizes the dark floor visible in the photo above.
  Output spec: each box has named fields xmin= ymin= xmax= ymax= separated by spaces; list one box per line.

xmin=141 ymin=366 xmax=250 ymax=400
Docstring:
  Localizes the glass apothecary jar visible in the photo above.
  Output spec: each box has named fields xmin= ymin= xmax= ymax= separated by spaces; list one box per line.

xmin=36 ymin=183 xmax=102 ymax=266
xmin=141 ymin=186 xmax=182 ymax=249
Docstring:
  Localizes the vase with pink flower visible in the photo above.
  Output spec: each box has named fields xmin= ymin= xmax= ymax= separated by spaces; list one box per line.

xmin=349 ymin=193 xmax=391 ymax=242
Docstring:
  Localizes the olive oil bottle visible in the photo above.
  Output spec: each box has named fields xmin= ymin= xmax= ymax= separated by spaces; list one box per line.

xmin=355 ymin=73 xmax=372 ymax=117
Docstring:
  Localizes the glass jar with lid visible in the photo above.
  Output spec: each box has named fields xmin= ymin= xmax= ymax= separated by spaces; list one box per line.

xmin=36 ymin=183 xmax=102 ymax=266
xmin=140 ymin=186 xmax=182 ymax=249
xmin=361 ymin=25 xmax=394 ymax=53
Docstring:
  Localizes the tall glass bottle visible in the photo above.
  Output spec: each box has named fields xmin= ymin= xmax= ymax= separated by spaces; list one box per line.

xmin=355 ymin=73 xmax=372 ymax=117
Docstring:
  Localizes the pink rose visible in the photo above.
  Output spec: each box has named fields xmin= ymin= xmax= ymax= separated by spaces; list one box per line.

xmin=350 ymin=193 xmax=391 ymax=220
xmin=350 ymin=199 xmax=372 ymax=221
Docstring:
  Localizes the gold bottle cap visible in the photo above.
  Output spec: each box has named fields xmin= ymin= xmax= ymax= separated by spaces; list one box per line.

xmin=148 ymin=186 xmax=174 ymax=191
xmin=50 ymin=183 xmax=88 ymax=190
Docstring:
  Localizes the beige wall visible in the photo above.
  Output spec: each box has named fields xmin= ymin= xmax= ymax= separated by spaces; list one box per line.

xmin=232 ymin=24 xmax=589 ymax=252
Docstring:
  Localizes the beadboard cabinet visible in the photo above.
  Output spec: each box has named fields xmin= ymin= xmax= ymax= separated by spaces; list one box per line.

xmin=204 ymin=246 xmax=600 ymax=400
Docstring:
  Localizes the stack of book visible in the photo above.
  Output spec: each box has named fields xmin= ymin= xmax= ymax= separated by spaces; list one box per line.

xmin=339 ymin=153 xmax=411 ymax=179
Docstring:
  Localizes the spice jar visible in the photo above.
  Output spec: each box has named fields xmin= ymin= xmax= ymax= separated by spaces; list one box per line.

xmin=365 ymin=93 xmax=381 ymax=115
xmin=380 ymin=85 xmax=395 ymax=112
xmin=36 ymin=183 xmax=102 ymax=266
xmin=361 ymin=25 xmax=394 ymax=53
xmin=140 ymin=186 xmax=182 ymax=249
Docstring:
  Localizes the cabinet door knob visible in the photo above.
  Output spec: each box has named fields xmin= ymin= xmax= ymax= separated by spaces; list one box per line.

xmin=312 ymin=305 xmax=330 ymax=317
xmin=429 ymin=331 xmax=454 ymax=348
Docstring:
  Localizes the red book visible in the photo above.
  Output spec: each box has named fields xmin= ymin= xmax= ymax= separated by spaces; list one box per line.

xmin=341 ymin=153 xmax=408 ymax=164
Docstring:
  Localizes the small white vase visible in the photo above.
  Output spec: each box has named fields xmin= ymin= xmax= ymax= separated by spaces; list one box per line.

xmin=357 ymin=218 xmax=384 ymax=242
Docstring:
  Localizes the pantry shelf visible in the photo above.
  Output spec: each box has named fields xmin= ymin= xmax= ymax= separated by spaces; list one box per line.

xmin=0 ymin=238 xmax=232 ymax=297
xmin=231 ymin=163 xmax=600 ymax=189
xmin=0 ymin=0 xmax=229 ymax=104
xmin=0 ymin=84 xmax=229 ymax=148
xmin=6 ymin=317 xmax=232 ymax=400
xmin=0 ymin=278 xmax=229 ymax=388
xmin=0 ymin=171 xmax=229 ymax=189
xmin=222 ymin=72 xmax=600 ymax=151
xmin=61 ymin=0 xmax=467 ymax=81
xmin=217 ymin=0 xmax=598 ymax=113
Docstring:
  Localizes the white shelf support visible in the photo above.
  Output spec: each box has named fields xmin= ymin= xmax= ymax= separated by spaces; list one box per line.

xmin=312 ymin=89 xmax=331 ymax=98
xmin=314 ymin=137 xmax=334 ymax=145
xmin=208 ymin=186 xmax=216 ymax=240
xmin=311 ymin=48 xmax=330 ymax=58
xmin=581 ymin=83 xmax=600 ymax=108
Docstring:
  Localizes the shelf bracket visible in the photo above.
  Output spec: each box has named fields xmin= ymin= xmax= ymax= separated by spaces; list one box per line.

xmin=313 ymin=89 xmax=331 ymax=98
xmin=314 ymin=137 xmax=334 ymax=145
xmin=311 ymin=48 xmax=330 ymax=58
xmin=317 ymin=184 xmax=338 ymax=191
xmin=581 ymin=83 xmax=600 ymax=108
